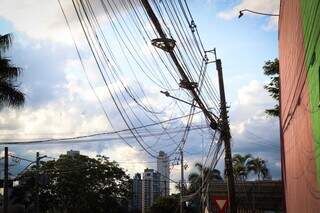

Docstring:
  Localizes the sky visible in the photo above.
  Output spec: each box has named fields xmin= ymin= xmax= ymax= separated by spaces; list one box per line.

xmin=0 ymin=0 xmax=280 ymax=192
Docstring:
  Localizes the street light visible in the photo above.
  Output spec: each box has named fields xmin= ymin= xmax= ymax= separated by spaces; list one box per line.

xmin=238 ymin=9 xmax=279 ymax=18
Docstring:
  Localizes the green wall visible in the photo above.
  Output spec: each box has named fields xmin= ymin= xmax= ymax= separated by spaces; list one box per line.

xmin=301 ymin=0 xmax=320 ymax=185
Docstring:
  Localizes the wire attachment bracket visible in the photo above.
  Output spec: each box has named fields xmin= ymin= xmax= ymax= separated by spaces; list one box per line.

xmin=151 ymin=38 xmax=176 ymax=52
xmin=189 ymin=20 xmax=197 ymax=32
xmin=179 ymin=79 xmax=198 ymax=90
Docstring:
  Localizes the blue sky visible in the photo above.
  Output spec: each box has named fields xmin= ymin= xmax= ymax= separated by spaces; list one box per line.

xmin=0 ymin=0 xmax=280 ymax=190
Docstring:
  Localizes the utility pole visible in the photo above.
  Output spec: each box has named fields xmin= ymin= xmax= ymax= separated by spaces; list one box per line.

xmin=3 ymin=147 xmax=8 ymax=213
xmin=140 ymin=1 xmax=236 ymax=212
xmin=35 ymin=152 xmax=40 ymax=213
xmin=180 ymin=147 xmax=184 ymax=213
xmin=140 ymin=0 xmax=218 ymax=131
xmin=214 ymin=49 xmax=237 ymax=213
xmin=202 ymin=171 xmax=205 ymax=213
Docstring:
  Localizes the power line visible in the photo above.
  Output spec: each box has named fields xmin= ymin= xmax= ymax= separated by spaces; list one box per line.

xmin=0 ymin=111 xmax=204 ymax=145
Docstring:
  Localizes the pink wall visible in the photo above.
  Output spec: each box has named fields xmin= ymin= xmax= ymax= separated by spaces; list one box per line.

xmin=279 ymin=0 xmax=320 ymax=211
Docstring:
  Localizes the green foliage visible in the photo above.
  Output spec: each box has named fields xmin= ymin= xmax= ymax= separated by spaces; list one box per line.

xmin=186 ymin=163 xmax=223 ymax=212
xmin=232 ymin=154 xmax=270 ymax=181
xmin=149 ymin=195 xmax=196 ymax=213
xmin=0 ymin=33 xmax=25 ymax=108
xmin=188 ymin=163 xmax=222 ymax=193
xmin=247 ymin=157 xmax=269 ymax=181
xmin=263 ymin=58 xmax=280 ymax=117
xmin=232 ymin=154 xmax=252 ymax=181
xmin=13 ymin=154 xmax=131 ymax=213
xmin=149 ymin=196 xmax=179 ymax=213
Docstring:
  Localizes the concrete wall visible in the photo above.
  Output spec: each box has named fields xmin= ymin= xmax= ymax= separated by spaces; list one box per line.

xmin=279 ymin=0 xmax=320 ymax=211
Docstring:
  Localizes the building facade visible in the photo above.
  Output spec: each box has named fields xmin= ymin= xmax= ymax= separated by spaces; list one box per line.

xmin=130 ymin=173 xmax=142 ymax=213
xmin=279 ymin=0 xmax=320 ymax=211
xmin=208 ymin=181 xmax=282 ymax=212
xmin=142 ymin=169 xmax=160 ymax=213
xmin=157 ymin=151 xmax=170 ymax=196
xmin=66 ymin=150 xmax=80 ymax=157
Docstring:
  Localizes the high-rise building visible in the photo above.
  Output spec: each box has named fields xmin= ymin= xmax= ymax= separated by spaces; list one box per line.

xmin=157 ymin=151 xmax=170 ymax=196
xmin=130 ymin=173 xmax=142 ymax=213
xmin=142 ymin=168 xmax=160 ymax=213
xmin=66 ymin=150 xmax=80 ymax=157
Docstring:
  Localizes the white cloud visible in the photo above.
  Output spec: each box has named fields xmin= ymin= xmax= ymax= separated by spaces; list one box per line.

xmin=101 ymin=145 xmax=149 ymax=175
xmin=227 ymin=80 xmax=281 ymax=177
xmin=230 ymin=80 xmax=274 ymax=122
xmin=0 ymin=0 xmax=74 ymax=43
xmin=0 ymin=102 xmax=109 ymax=141
xmin=236 ymin=80 xmax=271 ymax=106
xmin=0 ymin=0 xmax=139 ymax=44
xmin=24 ymin=145 xmax=150 ymax=177
xmin=217 ymin=0 xmax=280 ymax=30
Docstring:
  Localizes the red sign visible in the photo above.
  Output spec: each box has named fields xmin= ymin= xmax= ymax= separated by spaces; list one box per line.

xmin=212 ymin=195 xmax=228 ymax=213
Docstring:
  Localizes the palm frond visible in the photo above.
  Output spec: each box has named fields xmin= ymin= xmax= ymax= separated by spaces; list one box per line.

xmin=0 ymin=81 xmax=25 ymax=107
xmin=194 ymin=163 xmax=203 ymax=172
xmin=0 ymin=58 xmax=21 ymax=80
xmin=0 ymin=34 xmax=12 ymax=53
xmin=188 ymin=173 xmax=199 ymax=182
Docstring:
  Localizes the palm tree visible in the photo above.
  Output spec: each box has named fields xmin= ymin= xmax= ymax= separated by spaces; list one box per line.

xmin=186 ymin=163 xmax=223 ymax=211
xmin=188 ymin=163 xmax=223 ymax=192
xmin=232 ymin=154 xmax=252 ymax=181
xmin=247 ymin=157 xmax=269 ymax=181
xmin=0 ymin=33 xmax=24 ymax=108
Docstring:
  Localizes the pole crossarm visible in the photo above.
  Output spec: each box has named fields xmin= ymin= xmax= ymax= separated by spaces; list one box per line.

xmin=141 ymin=0 xmax=218 ymax=130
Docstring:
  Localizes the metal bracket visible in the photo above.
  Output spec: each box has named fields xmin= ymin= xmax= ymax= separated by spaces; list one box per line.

xmin=179 ymin=79 xmax=198 ymax=90
xmin=189 ymin=20 xmax=196 ymax=33
xmin=151 ymin=38 xmax=176 ymax=52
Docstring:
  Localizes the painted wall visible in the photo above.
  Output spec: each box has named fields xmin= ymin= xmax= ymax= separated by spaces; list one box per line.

xmin=279 ymin=0 xmax=320 ymax=211
xmin=301 ymin=0 xmax=320 ymax=186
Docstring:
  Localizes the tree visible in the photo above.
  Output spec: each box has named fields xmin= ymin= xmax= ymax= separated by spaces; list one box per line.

xmin=263 ymin=58 xmax=279 ymax=117
xmin=149 ymin=196 xmax=179 ymax=213
xmin=188 ymin=163 xmax=223 ymax=193
xmin=232 ymin=154 xmax=252 ymax=181
xmin=12 ymin=154 xmax=131 ymax=213
xmin=186 ymin=163 xmax=223 ymax=212
xmin=247 ymin=157 xmax=269 ymax=181
xmin=0 ymin=33 xmax=25 ymax=108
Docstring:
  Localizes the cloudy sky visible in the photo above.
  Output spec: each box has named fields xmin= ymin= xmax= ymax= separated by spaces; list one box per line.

xmin=0 ymin=0 xmax=280 ymax=191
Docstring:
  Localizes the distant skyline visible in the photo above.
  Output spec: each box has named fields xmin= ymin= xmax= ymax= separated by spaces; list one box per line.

xmin=0 ymin=0 xmax=280 ymax=192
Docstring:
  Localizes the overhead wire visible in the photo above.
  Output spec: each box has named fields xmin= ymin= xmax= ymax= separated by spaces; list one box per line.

xmin=57 ymin=0 xmax=223 ymax=165
xmin=70 ymin=0 xmax=167 ymax=158
xmin=94 ymin=0 xmax=195 ymax=150
xmin=57 ymin=0 xmax=133 ymax=148
xmin=0 ymin=110 xmax=205 ymax=145
xmin=81 ymin=0 xmax=194 ymax=156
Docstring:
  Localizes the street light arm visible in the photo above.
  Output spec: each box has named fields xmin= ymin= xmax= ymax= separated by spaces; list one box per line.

xmin=160 ymin=91 xmax=220 ymax=120
xmin=14 ymin=155 xmax=49 ymax=180
xmin=239 ymin=9 xmax=279 ymax=18
xmin=14 ymin=161 xmax=37 ymax=180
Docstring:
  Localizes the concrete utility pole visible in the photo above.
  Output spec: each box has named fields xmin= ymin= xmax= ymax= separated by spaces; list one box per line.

xmin=180 ymin=147 xmax=184 ymax=213
xmin=214 ymin=50 xmax=236 ymax=213
xmin=3 ymin=147 xmax=8 ymax=213
xmin=140 ymin=1 xmax=236 ymax=212
xmin=140 ymin=0 xmax=218 ymax=131
xmin=35 ymin=152 xmax=40 ymax=213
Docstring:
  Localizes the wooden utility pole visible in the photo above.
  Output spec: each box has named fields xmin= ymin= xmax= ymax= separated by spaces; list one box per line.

xmin=214 ymin=50 xmax=236 ymax=213
xmin=140 ymin=0 xmax=218 ymax=131
xmin=180 ymin=147 xmax=184 ymax=213
xmin=35 ymin=152 xmax=40 ymax=213
xmin=140 ymin=1 xmax=236 ymax=212
xmin=3 ymin=147 xmax=8 ymax=213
